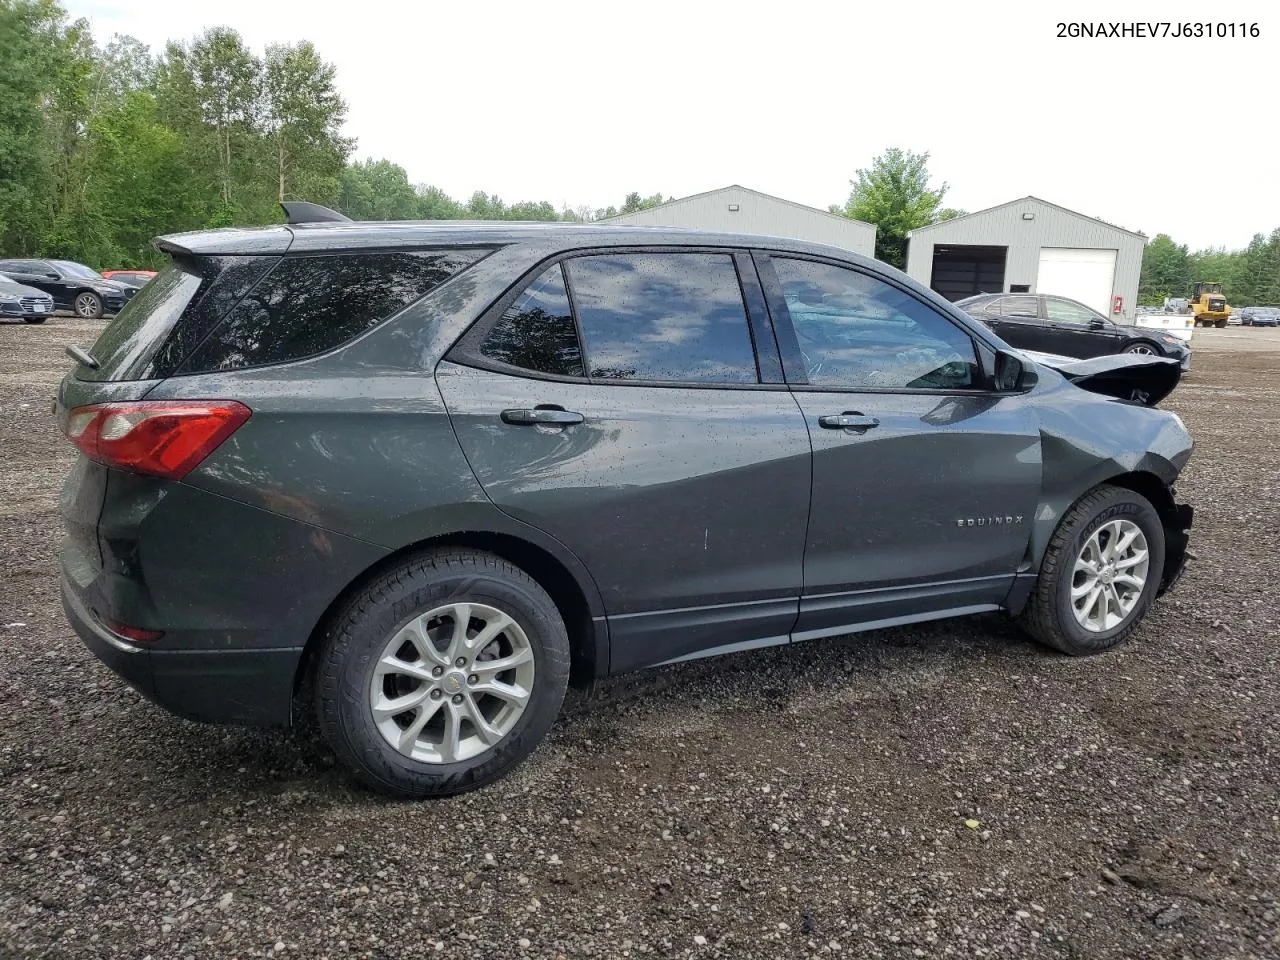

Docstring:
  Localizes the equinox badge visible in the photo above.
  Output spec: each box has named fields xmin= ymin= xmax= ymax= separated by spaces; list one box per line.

xmin=957 ymin=515 xmax=1024 ymax=527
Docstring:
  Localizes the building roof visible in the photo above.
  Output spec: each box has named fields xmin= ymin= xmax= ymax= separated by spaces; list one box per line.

xmin=604 ymin=184 xmax=874 ymax=229
xmin=907 ymin=195 xmax=1147 ymax=240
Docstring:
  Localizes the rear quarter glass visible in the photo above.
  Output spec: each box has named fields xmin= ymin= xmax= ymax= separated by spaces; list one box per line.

xmin=78 ymin=256 xmax=276 ymax=382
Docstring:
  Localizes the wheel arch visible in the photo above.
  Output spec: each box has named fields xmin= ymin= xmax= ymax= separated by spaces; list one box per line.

xmin=1008 ymin=468 xmax=1187 ymax=615
xmin=293 ymin=529 xmax=608 ymax=716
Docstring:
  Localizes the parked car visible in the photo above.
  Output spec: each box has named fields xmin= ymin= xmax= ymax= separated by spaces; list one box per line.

xmin=957 ymin=293 xmax=1191 ymax=371
xmin=1240 ymin=306 xmax=1280 ymax=327
xmin=101 ymin=269 xmax=158 ymax=290
xmin=0 ymin=272 xmax=56 ymax=323
xmin=57 ymin=207 xmax=1195 ymax=799
xmin=0 ymin=258 xmax=135 ymax=318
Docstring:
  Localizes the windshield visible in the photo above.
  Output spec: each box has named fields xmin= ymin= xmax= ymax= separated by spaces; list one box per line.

xmin=52 ymin=260 xmax=102 ymax=279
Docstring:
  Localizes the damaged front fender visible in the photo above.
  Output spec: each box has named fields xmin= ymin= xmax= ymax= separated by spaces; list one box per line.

xmin=1020 ymin=351 xmax=1183 ymax=407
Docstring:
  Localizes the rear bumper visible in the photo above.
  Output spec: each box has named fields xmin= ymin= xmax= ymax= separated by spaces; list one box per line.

xmin=62 ymin=574 xmax=300 ymax=727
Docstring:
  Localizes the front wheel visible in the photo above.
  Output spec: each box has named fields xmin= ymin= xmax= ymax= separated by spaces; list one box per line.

xmin=1215 ymin=319 xmax=1228 ymax=328
xmin=315 ymin=549 xmax=570 ymax=798
xmin=1016 ymin=486 xmax=1165 ymax=655
xmin=74 ymin=291 xmax=104 ymax=319
xmin=1123 ymin=342 xmax=1158 ymax=356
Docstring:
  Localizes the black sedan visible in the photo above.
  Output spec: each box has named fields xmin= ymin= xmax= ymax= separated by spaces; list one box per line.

xmin=957 ymin=293 xmax=1190 ymax=371
xmin=0 ymin=258 xmax=134 ymax=319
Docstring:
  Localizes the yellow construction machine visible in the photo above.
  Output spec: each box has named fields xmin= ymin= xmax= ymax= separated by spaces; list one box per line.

xmin=1189 ymin=282 xmax=1232 ymax=328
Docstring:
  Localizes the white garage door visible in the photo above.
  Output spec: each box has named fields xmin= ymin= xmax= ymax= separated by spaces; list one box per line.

xmin=1036 ymin=248 xmax=1117 ymax=315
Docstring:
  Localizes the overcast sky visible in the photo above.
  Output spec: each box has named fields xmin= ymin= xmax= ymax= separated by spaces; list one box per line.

xmin=70 ymin=0 xmax=1277 ymax=249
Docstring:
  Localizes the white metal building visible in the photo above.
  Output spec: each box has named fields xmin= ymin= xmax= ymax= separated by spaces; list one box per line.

xmin=605 ymin=185 xmax=876 ymax=258
xmin=905 ymin=197 xmax=1147 ymax=320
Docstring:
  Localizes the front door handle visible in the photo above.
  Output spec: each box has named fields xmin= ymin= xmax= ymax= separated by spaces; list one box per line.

xmin=501 ymin=405 xmax=584 ymax=426
xmin=818 ymin=412 xmax=880 ymax=432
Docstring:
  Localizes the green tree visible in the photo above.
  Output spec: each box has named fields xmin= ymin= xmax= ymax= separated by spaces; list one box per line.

xmin=416 ymin=184 xmax=465 ymax=220
xmin=338 ymin=158 xmax=418 ymax=220
xmin=261 ymin=41 xmax=350 ymax=205
xmin=834 ymin=147 xmax=949 ymax=268
xmin=505 ymin=200 xmax=559 ymax=221
xmin=0 ymin=0 xmax=66 ymax=252
xmin=182 ymin=28 xmax=260 ymax=212
xmin=84 ymin=90 xmax=201 ymax=265
xmin=1138 ymin=233 xmax=1192 ymax=305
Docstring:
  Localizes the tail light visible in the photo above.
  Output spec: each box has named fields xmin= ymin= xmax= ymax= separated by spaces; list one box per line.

xmin=63 ymin=401 xmax=251 ymax=480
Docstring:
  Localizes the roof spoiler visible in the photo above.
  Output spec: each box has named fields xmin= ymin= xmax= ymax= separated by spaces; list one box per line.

xmin=280 ymin=201 xmax=352 ymax=225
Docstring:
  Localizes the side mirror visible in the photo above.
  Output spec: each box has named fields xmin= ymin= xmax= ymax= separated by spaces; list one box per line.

xmin=45 ymin=273 xmax=59 ymax=280
xmin=1088 ymin=318 xmax=1106 ymax=329
xmin=994 ymin=349 xmax=1036 ymax=392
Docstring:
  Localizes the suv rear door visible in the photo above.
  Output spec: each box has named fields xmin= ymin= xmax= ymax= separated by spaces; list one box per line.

xmin=754 ymin=252 xmax=1041 ymax=641
xmin=438 ymin=249 xmax=812 ymax=672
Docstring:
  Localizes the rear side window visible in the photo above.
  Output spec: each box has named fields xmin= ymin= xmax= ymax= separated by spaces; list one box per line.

xmin=566 ymin=253 xmax=758 ymax=383
xmin=81 ymin=256 xmax=276 ymax=382
xmin=182 ymin=251 xmax=487 ymax=373
xmin=481 ymin=264 xmax=584 ymax=377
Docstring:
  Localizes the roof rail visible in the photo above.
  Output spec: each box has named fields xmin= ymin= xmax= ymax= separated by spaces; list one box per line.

xmin=280 ymin=201 xmax=352 ymax=225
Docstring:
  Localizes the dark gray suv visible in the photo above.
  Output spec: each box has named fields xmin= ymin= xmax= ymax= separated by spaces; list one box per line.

xmin=57 ymin=205 xmax=1194 ymax=798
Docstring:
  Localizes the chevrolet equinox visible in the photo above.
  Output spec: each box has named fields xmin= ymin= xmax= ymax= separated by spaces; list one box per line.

xmin=57 ymin=203 xmax=1194 ymax=798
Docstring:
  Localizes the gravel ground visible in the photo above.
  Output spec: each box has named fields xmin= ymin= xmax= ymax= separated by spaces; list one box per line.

xmin=1 ymin=317 xmax=1278 ymax=960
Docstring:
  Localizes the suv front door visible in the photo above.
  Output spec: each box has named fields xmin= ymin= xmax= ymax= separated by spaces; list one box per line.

xmin=755 ymin=253 xmax=1041 ymax=641
xmin=438 ymin=249 xmax=812 ymax=672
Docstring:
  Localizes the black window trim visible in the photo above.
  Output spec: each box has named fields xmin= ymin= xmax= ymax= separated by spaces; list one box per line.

xmin=446 ymin=245 xmax=789 ymax=392
xmin=168 ymin=246 xmax=496 ymax=378
xmin=752 ymin=250 xmax=1006 ymax=396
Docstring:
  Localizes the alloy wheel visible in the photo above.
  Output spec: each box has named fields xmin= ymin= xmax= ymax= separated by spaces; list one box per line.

xmin=1070 ymin=519 xmax=1149 ymax=632
xmin=75 ymin=293 xmax=100 ymax=318
xmin=1127 ymin=344 xmax=1156 ymax=355
xmin=368 ymin=602 xmax=535 ymax=764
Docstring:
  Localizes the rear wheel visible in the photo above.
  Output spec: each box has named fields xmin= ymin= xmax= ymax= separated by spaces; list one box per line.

xmin=315 ymin=549 xmax=570 ymax=798
xmin=1214 ymin=319 xmax=1228 ymax=328
xmin=73 ymin=291 xmax=103 ymax=319
xmin=1016 ymin=485 xmax=1165 ymax=656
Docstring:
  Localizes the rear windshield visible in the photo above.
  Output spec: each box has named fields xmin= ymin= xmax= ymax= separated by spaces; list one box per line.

xmin=80 ymin=249 xmax=489 ymax=381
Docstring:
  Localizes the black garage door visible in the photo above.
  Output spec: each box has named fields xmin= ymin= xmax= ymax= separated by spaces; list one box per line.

xmin=930 ymin=245 xmax=1008 ymax=301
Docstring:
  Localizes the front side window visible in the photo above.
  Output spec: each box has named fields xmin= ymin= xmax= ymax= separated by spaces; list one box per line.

xmin=566 ymin=253 xmax=758 ymax=383
xmin=481 ymin=264 xmax=584 ymax=377
xmin=182 ymin=249 xmax=487 ymax=373
xmin=1045 ymin=297 xmax=1099 ymax=325
xmin=771 ymin=257 xmax=979 ymax=390
xmin=998 ymin=295 xmax=1040 ymax=318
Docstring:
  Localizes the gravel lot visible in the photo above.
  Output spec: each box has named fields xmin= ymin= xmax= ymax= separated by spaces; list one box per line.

xmin=2 ymin=317 xmax=1278 ymax=960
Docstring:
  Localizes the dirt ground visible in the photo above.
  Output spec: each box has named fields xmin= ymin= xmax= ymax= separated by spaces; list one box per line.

xmin=1 ymin=317 xmax=1278 ymax=960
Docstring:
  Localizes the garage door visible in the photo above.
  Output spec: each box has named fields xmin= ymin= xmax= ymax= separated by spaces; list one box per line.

xmin=1036 ymin=248 xmax=1117 ymax=315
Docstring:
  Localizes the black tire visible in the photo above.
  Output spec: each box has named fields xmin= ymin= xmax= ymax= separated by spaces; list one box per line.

xmin=1016 ymin=485 xmax=1166 ymax=656
xmin=315 ymin=549 xmax=570 ymax=799
xmin=1122 ymin=341 xmax=1159 ymax=356
xmin=23 ymin=316 xmax=47 ymax=325
xmin=1214 ymin=319 xmax=1228 ymax=328
xmin=73 ymin=291 xmax=104 ymax=319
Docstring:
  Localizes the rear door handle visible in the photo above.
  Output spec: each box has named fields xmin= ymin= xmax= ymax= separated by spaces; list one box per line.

xmin=501 ymin=405 xmax=584 ymax=426
xmin=818 ymin=412 xmax=880 ymax=432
